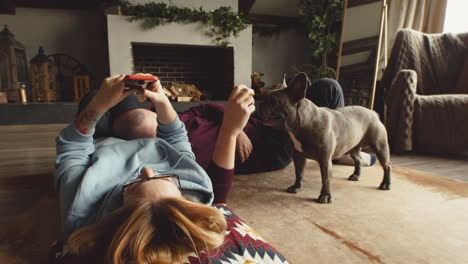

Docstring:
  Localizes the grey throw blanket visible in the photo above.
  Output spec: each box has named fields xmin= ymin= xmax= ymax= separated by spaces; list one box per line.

xmin=383 ymin=29 xmax=467 ymax=98
xmin=382 ymin=29 xmax=468 ymax=153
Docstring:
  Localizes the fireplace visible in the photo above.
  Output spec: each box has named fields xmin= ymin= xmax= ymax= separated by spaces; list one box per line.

xmin=132 ymin=43 xmax=234 ymax=100
xmin=106 ymin=12 xmax=252 ymax=101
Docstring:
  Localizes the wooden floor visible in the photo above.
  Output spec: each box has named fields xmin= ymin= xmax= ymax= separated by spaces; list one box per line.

xmin=0 ymin=125 xmax=467 ymax=216
xmin=1 ymin=124 xmax=467 ymax=180
xmin=0 ymin=123 xmax=466 ymax=218
xmin=391 ymin=153 xmax=468 ymax=182
xmin=0 ymin=124 xmax=467 ymax=263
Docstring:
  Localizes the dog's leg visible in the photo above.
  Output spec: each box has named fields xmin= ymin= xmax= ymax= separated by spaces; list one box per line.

xmin=374 ymin=139 xmax=391 ymax=190
xmin=287 ymin=151 xmax=306 ymax=194
xmin=347 ymin=147 xmax=362 ymax=181
xmin=317 ymin=159 xmax=333 ymax=204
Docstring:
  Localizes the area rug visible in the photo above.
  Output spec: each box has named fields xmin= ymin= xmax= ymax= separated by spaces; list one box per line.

xmin=1 ymin=162 xmax=467 ymax=264
xmin=228 ymin=161 xmax=468 ymax=264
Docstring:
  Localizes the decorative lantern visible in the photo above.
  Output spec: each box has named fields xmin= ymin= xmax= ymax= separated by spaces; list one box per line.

xmin=0 ymin=25 xmax=29 ymax=103
xmin=30 ymin=46 xmax=56 ymax=102
xmin=73 ymin=66 xmax=90 ymax=102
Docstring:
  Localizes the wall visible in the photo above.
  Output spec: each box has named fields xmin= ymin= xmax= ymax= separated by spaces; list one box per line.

xmin=252 ymin=28 xmax=309 ymax=88
xmin=250 ymin=1 xmax=383 ymax=85
xmin=0 ymin=8 xmax=108 ymax=82
xmin=250 ymin=0 xmax=308 ymax=88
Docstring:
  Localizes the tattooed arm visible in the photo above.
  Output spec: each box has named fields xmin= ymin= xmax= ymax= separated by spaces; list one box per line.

xmin=74 ymin=75 xmax=137 ymax=135
xmin=74 ymin=105 xmax=103 ymax=135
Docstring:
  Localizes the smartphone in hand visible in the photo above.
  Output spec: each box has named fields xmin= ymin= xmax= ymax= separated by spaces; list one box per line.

xmin=123 ymin=75 xmax=159 ymax=90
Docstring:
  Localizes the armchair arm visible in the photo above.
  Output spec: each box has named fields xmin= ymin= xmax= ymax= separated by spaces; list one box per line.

xmin=385 ymin=69 xmax=418 ymax=153
xmin=413 ymin=94 xmax=468 ymax=153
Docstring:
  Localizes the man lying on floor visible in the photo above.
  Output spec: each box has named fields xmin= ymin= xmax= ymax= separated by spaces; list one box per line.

xmin=78 ymin=76 xmax=376 ymax=176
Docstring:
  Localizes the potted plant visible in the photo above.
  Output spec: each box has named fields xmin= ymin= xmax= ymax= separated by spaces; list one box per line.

xmin=294 ymin=0 xmax=344 ymax=83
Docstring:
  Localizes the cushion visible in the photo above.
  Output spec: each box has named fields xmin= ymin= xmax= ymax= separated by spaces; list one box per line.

xmin=455 ymin=55 xmax=468 ymax=93
xmin=413 ymin=94 xmax=468 ymax=153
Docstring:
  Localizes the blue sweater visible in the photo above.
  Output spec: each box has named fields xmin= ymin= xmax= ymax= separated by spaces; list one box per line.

xmin=54 ymin=116 xmax=214 ymax=235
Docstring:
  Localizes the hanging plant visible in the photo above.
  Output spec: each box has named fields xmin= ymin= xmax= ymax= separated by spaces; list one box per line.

xmin=295 ymin=0 xmax=344 ymax=82
xmin=109 ymin=1 xmax=250 ymax=47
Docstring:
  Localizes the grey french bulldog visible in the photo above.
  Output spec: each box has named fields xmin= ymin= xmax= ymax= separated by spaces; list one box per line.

xmin=257 ymin=72 xmax=391 ymax=204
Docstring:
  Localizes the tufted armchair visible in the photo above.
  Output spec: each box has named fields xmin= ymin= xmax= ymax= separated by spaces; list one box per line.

xmin=383 ymin=29 xmax=468 ymax=154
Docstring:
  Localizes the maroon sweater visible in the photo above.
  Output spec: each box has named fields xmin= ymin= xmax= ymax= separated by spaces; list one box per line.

xmin=178 ymin=103 xmax=235 ymax=204
xmin=177 ymin=103 xmax=293 ymax=203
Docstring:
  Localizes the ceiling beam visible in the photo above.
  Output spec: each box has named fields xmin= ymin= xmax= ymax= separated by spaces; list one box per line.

xmin=239 ymin=0 xmax=256 ymax=14
xmin=347 ymin=0 xmax=382 ymax=8
xmin=13 ymin=0 xmax=98 ymax=10
xmin=0 ymin=0 xmax=16 ymax=14
xmin=248 ymin=14 xmax=302 ymax=26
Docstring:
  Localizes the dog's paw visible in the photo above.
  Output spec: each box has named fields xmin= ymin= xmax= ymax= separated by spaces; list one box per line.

xmin=317 ymin=193 xmax=332 ymax=204
xmin=348 ymin=174 xmax=360 ymax=181
xmin=286 ymin=185 xmax=301 ymax=194
xmin=378 ymin=181 xmax=391 ymax=190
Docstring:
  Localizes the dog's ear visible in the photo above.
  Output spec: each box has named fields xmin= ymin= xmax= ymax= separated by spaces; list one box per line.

xmin=287 ymin=72 xmax=311 ymax=103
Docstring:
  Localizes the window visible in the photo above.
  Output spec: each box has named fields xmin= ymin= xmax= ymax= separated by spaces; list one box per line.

xmin=443 ymin=0 xmax=468 ymax=33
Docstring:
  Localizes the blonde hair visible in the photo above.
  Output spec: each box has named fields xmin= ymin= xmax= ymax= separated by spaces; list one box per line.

xmin=67 ymin=197 xmax=227 ymax=264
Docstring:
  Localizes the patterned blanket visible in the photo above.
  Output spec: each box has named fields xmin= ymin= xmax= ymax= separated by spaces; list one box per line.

xmin=187 ymin=204 xmax=289 ymax=264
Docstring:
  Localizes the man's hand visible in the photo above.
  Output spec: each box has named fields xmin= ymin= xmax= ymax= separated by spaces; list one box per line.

xmin=131 ymin=73 xmax=168 ymax=104
xmin=144 ymin=80 xmax=168 ymax=103
xmin=236 ymin=130 xmax=253 ymax=164
xmin=133 ymin=73 xmax=175 ymax=124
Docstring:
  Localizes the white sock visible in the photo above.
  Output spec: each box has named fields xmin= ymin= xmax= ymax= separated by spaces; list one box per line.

xmin=335 ymin=152 xmax=373 ymax=167
xmin=359 ymin=152 xmax=372 ymax=166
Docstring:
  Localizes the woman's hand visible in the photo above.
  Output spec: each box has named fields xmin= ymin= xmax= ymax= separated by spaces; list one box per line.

xmin=213 ymin=85 xmax=255 ymax=169
xmin=91 ymin=75 xmax=137 ymax=113
xmin=220 ymin=85 xmax=256 ymax=138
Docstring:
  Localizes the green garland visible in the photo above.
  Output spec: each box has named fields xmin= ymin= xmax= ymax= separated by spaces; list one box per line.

xmin=114 ymin=1 xmax=250 ymax=47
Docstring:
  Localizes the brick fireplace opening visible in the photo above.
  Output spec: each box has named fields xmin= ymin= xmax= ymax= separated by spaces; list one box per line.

xmin=132 ymin=43 xmax=234 ymax=100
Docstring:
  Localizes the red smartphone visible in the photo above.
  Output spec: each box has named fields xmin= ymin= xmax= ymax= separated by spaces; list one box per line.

xmin=123 ymin=75 xmax=159 ymax=90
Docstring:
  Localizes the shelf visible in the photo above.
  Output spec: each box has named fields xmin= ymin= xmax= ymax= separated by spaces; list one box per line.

xmin=0 ymin=101 xmax=227 ymax=125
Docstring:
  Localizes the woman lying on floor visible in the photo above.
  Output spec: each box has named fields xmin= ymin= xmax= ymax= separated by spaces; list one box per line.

xmin=54 ymin=74 xmax=255 ymax=263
